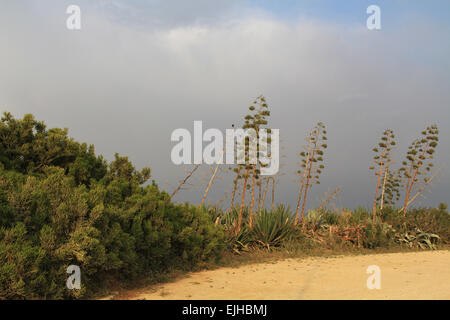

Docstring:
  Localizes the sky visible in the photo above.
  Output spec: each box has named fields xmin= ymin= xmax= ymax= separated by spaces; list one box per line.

xmin=1 ymin=0 xmax=449 ymax=210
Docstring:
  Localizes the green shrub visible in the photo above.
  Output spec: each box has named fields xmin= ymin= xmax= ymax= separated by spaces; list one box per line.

xmin=380 ymin=206 xmax=450 ymax=244
xmin=361 ymin=219 xmax=396 ymax=249
xmin=0 ymin=167 xmax=224 ymax=299
xmin=320 ymin=210 xmax=341 ymax=225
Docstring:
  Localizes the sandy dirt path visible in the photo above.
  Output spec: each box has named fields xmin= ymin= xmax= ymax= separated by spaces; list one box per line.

xmin=115 ymin=250 xmax=450 ymax=300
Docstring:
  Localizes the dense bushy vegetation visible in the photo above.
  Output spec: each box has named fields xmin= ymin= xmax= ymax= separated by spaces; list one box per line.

xmin=214 ymin=204 xmax=449 ymax=253
xmin=0 ymin=113 xmax=224 ymax=299
xmin=0 ymin=111 xmax=448 ymax=300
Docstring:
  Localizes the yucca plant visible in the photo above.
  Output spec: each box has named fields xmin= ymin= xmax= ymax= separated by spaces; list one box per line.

xmin=251 ymin=205 xmax=293 ymax=249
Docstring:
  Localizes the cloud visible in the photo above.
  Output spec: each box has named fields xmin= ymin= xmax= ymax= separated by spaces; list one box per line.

xmin=0 ymin=2 xmax=448 ymax=209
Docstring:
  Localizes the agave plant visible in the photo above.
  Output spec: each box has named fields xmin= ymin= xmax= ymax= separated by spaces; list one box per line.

xmin=228 ymin=225 xmax=252 ymax=254
xmin=305 ymin=210 xmax=324 ymax=231
xmin=251 ymin=205 xmax=293 ymax=249
xmin=395 ymin=228 xmax=440 ymax=249
xmin=219 ymin=207 xmax=253 ymax=253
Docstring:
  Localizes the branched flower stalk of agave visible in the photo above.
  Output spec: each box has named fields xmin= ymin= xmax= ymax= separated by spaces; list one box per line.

xmin=228 ymin=165 xmax=241 ymax=212
xmin=232 ymin=96 xmax=271 ymax=234
xmin=270 ymin=139 xmax=286 ymax=212
xmin=257 ymin=178 xmax=263 ymax=211
xmin=228 ymin=125 xmax=247 ymax=214
xmin=236 ymin=169 xmax=250 ymax=233
xmin=379 ymin=169 xmax=402 ymax=209
xmin=294 ymin=122 xmax=327 ymax=225
xmin=399 ymin=125 xmax=439 ymax=215
xmin=235 ymin=131 xmax=250 ymax=234
xmin=260 ymin=176 xmax=270 ymax=211
xmin=242 ymin=95 xmax=270 ymax=229
xmin=370 ymin=129 xmax=396 ymax=218
xmin=270 ymin=176 xmax=276 ymax=211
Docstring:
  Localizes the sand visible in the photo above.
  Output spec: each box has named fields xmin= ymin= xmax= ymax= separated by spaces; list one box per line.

xmin=112 ymin=250 xmax=450 ymax=300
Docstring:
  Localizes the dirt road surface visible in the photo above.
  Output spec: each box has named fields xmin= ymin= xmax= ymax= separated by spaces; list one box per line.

xmin=112 ymin=250 xmax=450 ymax=300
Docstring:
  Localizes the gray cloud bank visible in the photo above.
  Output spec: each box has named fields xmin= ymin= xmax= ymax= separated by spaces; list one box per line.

xmin=1 ymin=1 xmax=449 ymax=210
